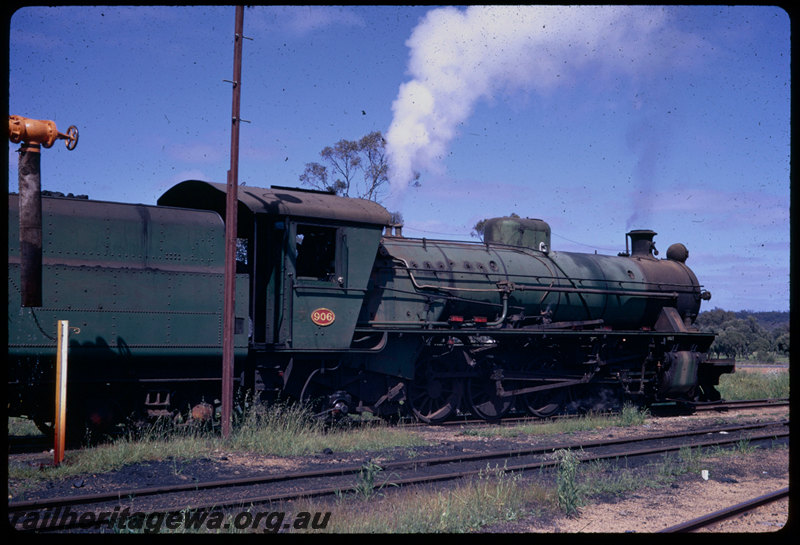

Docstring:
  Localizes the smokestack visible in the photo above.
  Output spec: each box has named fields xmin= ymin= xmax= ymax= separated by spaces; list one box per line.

xmin=627 ymin=229 xmax=658 ymax=258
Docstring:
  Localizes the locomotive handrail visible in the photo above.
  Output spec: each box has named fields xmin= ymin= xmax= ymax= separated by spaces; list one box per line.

xmin=513 ymin=283 xmax=680 ymax=299
xmin=292 ymin=284 xmax=368 ymax=293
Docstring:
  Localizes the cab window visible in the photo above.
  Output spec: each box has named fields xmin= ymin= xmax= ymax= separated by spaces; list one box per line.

xmin=295 ymin=224 xmax=337 ymax=280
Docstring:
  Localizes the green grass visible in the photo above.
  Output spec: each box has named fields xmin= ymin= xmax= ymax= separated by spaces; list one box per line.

xmin=8 ymin=422 xmax=218 ymax=490
xmin=8 ymin=417 xmax=41 ymax=436
xmin=8 ymin=401 xmax=429 ymax=487
xmin=717 ymin=367 xmax=789 ymax=400
xmin=318 ymin=464 xmax=552 ymax=533
xmin=555 ymin=448 xmax=582 ymax=517
xmin=227 ymin=401 xmax=426 ymax=456
xmin=459 ymin=403 xmax=650 ymax=439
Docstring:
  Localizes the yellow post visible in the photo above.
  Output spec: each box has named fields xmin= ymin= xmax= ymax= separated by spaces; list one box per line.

xmin=54 ymin=320 xmax=69 ymax=465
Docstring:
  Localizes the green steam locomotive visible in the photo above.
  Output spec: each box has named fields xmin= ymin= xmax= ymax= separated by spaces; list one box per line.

xmin=8 ymin=180 xmax=733 ymax=432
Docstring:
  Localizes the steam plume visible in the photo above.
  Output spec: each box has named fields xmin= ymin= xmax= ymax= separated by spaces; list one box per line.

xmin=385 ymin=5 xmax=675 ymax=207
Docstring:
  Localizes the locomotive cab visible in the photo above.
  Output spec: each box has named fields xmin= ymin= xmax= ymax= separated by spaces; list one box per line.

xmin=281 ymin=217 xmax=386 ymax=349
xmin=158 ymin=180 xmax=391 ymax=351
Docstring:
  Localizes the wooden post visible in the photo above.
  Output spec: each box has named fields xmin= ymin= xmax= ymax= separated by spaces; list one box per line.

xmin=222 ymin=5 xmax=244 ymax=439
xmin=54 ymin=320 xmax=69 ymax=465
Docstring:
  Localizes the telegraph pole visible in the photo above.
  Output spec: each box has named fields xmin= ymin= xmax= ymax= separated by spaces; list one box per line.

xmin=222 ymin=5 xmax=244 ymax=439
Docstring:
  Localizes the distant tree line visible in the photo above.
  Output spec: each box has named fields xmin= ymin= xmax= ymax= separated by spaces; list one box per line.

xmin=696 ymin=309 xmax=789 ymax=362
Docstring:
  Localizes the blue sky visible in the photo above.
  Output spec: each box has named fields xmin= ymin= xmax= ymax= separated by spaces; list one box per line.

xmin=8 ymin=6 xmax=790 ymax=312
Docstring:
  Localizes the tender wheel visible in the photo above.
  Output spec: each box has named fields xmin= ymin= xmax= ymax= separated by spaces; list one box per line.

xmin=408 ymin=351 xmax=464 ymax=424
xmin=522 ymin=387 xmax=570 ymax=418
xmin=467 ymin=377 xmax=514 ymax=421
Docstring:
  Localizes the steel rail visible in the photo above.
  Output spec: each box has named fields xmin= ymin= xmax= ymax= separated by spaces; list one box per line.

xmin=396 ymin=397 xmax=790 ymax=428
xmin=658 ymin=487 xmax=789 ymax=532
xmin=692 ymin=398 xmax=789 ymax=412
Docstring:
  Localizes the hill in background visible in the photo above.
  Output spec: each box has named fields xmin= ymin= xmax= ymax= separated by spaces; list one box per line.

xmin=730 ymin=310 xmax=789 ymax=331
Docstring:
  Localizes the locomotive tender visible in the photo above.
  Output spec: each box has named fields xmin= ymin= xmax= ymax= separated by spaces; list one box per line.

xmin=8 ymin=180 xmax=734 ymax=431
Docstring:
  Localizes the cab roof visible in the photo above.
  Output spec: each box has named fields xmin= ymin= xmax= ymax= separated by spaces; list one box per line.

xmin=158 ymin=180 xmax=392 ymax=225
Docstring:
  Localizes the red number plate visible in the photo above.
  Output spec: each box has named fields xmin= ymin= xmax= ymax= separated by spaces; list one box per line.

xmin=311 ymin=308 xmax=335 ymax=326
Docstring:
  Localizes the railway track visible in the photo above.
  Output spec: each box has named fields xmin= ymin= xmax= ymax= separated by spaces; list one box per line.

xmin=659 ymin=487 xmax=790 ymax=532
xmin=410 ymin=397 xmax=790 ymax=428
xmin=691 ymin=397 xmax=789 ymax=412
xmin=8 ymin=418 xmax=788 ymax=532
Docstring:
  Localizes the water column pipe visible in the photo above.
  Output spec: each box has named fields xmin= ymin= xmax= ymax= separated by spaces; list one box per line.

xmin=8 ymin=115 xmax=79 ymax=307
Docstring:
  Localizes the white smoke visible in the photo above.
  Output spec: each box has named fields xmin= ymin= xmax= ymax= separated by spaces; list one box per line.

xmin=385 ymin=5 xmax=678 ymax=208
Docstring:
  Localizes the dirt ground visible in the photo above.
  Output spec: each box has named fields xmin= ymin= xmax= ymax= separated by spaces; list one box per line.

xmin=524 ymin=449 xmax=790 ymax=533
xmin=465 ymin=406 xmax=791 ymax=534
